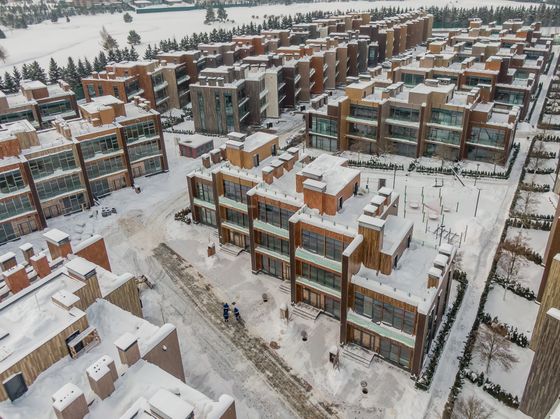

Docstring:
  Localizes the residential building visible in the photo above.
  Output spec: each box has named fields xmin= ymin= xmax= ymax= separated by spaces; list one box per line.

xmin=305 ymin=77 xmax=519 ymax=164
xmin=0 ymin=80 xmax=78 ymax=129
xmin=82 ymin=59 xmax=190 ymax=112
xmin=186 ymin=133 xmax=455 ymax=374
xmin=521 ymin=306 xmax=560 ymax=419
xmin=0 ymin=95 xmax=167 ymax=245
xmin=537 ymin=203 xmax=560 ymax=302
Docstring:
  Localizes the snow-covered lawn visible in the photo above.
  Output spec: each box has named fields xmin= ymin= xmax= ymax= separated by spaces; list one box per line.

xmin=0 ymin=0 xmax=542 ymax=71
xmin=506 ymin=227 xmax=550 ymax=258
xmin=460 ymin=382 xmax=530 ymax=419
xmin=514 ymin=190 xmax=557 ymax=217
xmin=485 ymin=286 xmax=539 ymax=338
xmin=525 ymin=156 xmax=558 ymax=172
xmin=522 ymin=172 xmax=556 ymax=187
xmin=470 ymin=325 xmax=534 ymax=397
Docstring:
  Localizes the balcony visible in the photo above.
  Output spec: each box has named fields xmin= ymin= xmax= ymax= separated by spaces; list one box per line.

xmin=176 ymin=75 xmax=190 ymax=85
xmin=126 ymin=88 xmax=145 ymax=100
xmin=153 ymin=80 xmax=169 ymax=92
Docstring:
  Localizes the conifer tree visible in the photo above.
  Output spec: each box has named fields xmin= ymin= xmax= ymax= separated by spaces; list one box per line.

xmin=48 ymin=57 xmax=62 ymax=83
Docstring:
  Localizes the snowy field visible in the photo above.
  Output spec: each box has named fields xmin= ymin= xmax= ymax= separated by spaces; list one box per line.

xmin=0 ymin=0 xmax=542 ymax=71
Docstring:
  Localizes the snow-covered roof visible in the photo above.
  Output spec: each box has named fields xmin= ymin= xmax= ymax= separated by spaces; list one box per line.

xmin=66 ymin=257 xmax=97 ymax=279
xmin=43 ymin=228 xmax=70 ymax=244
xmin=241 ymin=132 xmax=277 ymax=153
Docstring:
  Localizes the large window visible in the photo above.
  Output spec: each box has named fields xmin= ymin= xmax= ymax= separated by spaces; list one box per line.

xmin=310 ymin=115 xmax=337 ymax=137
xmin=300 ymin=263 xmax=341 ymax=291
xmin=379 ymin=337 xmax=411 ymax=369
xmin=349 ymin=104 xmax=377 ymax=121
xmin=468 ymin=126 xmax=506 ymax=148
xmin=0 ymin=109 xmax=35 ymax=124
xmin=223 ymin=180 xmax=250 ymax=203
xmin=225 ymin=208 xmax=248 ymax=227
xmin=0 ymin=170 xmax=25 ymax=194
xmin=81 ymin=134 xmax=120 ymax=160
xmin=494 ymin=88 xmax=525 ymax=106
xmin=86 ymin=156 xmax=124 ymax=179
xmin=464 ymin=75 xmax=493 ymax=87
xmin=36 ymin=173 xmax=82 ymax=201
xmin=128 ymin=140 xmax=161 ymax=162
xmin=427 ymin=127 xmax=461 ymax=146
xmin=302 ymin=229 xmax=345 ymax=261
xmin=258 ymin=232 xmax=289 ymax=255
xmin=0 ymin=195 xmax=34 ymax=221
xmin=348 ymin=122 xmax=376 ymax=140
xmin=430 ymin=108 xmax=463 ymax=127
xmin=195 ymin=182 xmax=214 ymax=203
xmin=389 ymin=107 xmax=419 ymax=122
xmin=258 ymin=202 xmax=293 ymax=230
xmin=310 ymin=135 xmax=338 ymax=152
xmin=29 ymin=150 xmax=77 ymax=180
xmin=401 ymin=72 xmax=425 ymax=87
xmin=38 ymin=100 xmax=73 ymax=118
xmin=199 ymin=207 xmax=216 ymax=226
xmin=388 ymin=125 xmax=418 ymax=142
xmin=123 ymin=120 xmax=157 ymax=144
xmin=354 ymin=292 xmax=415 ymax=334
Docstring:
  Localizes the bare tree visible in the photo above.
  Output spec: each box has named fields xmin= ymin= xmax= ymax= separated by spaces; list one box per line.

xmin=530 ymin=140 xmax=547 ymax=172
xmin=453 ymin=395 xmax=494 ymax=419
xmin=474 ymin=325 xmax=518 ymax=374
xmin=497 ymin=233 xmax=529 ymax=282
xmin=517 ymin=190 xmax=538 ymax=226
xmin=100 ymin=26 xmax=118 ymax=51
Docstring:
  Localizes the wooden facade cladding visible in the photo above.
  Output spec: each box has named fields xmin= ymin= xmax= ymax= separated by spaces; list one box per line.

xmin=0 ymin=315 xmax=90 ymax=401
xmin=105 ymin=277 xmax=143 ymax=319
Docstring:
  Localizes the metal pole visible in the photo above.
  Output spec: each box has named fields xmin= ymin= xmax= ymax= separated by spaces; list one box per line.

xmin=474 ymin=188 xmax=481 ymax=217
xmin=393 ymin=166 xmax=397 ymax=188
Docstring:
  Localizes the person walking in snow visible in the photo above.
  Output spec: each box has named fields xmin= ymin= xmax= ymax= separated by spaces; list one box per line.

xmin=234 ymin=306 xmax=240 ymax=322
xmin=223 ymin=303 xmax=230 ymax=322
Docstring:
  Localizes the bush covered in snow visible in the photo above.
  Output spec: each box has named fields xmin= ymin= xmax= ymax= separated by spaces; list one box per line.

xmin=479 ymin=313 xmax=530 ymax=347
xmin=461 ymin=369 xmax=520 ymax=409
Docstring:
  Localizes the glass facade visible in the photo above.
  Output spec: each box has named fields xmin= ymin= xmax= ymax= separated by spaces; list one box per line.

xmin=86 ymin=156 xmax=125 ymax=179
xmin=223 ymin=180 xmax=250 ymax=203
xmin=310 ymin=115 xmax=338 ymax=137
xmin=38 ymin=99 xmax=74 ymax=118
xmin=199 ymin=207 xmax=216 ymax=226
xmin=258 ymin=232 xmax=289 ymax=255
xmin=464 ymin=75 xmax=493 ymax=87
xmin=354 ymin=292 xmax=415 ymax=334
xmin=430 ymin=108 xmax=463 ymax=126
xmin=388 ymin=125 xmax=418 ymax=142
xmin=300 ymin=262 xmax=341 ymax=291
xmin=348 ymin=122 xmax=376 ymax=140
xmin=427 ymin=127 xmax=461 ymax=146
xmin=350 ymin=104 xmax=377 ymax=121
xmin=258 ymin=202 xmax=293 ymax=230
xmin=401 ymin=72 xmax=425 ymax=87
xmin=128 ymin=140 xmax=161 ymax=162
xmin=123 ymin=120 xmax=157 ymax=144
xmin=494 ymin=88 xmax=525 ymax=105
xmin=225 ymin=208 xmax=248 ymax=227
xmin=389 ymin=107 xmax=420 ymax=122
xmin=302 ymin=229 xmax=345 ymax=261
xmin=0 ymin=170 xmax=26 ymax=194
xmin=195 ymin=182 xmax=214 ymax=203
xmin=0 ymin=194 xmax=34 ymax=221
xmin=0 ymin=109 xmax=35 ymax=125
xmin=29 ymin=150 xmax=77 ymax=180
xmin=81 ymin=134 xmax=121 ymax=160
xmin=36 ymin=173 xmax=82 ymax=201
xmin=310 ymin=135 xmax=338 ymax=152
xmin=468 ymin=126 xmax=506 ymax=148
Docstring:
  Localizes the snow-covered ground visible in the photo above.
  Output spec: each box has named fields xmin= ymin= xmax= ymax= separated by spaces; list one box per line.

xmin=506 ymin=227 xmax=549 ymax=259
xmin=0 ymin=0 xmax=542 ymax=71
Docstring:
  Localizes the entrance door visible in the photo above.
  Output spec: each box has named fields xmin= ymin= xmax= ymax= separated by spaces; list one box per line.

xmin=352 ymin=328 xmax=374 ymax=350
xmin=44 ymin=204 xmax=61 ymax=219
xmin=133 ymin=166 xmax=143 ymax=178
xmin=3 ymin=372 xmax=27 ymax=401
xmin=17 ymin=220 xmax=35 ymax=236
xmin=282 ymin=263 xmax=290 ymax=281
xmin=230 ymin=231 xmax=246 ymax=249
xmin=324 ymin=297 xmax=341 ymax=319
xmin=303 ymin=288 xmax=320 ymax=309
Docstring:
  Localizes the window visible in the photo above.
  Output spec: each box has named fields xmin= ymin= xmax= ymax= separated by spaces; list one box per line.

xmin=389 ymin=107 xmax=419 ymax=122
xmin=38 ymin=100 xmax=73 ymax=119
xmin=468 ymin=127 xmax=506 ymax=149
xmin=87 ymin=84 xmax=96 ymax=97
xmin=401 ymin=72 xmax=425 ymax=87
xmin=310 ymin=135 xmax=337 ymax=152
xmin=0 ymin=109 xmax=35 ymax=124
xmin=257 ymin=202 xmax=293 ymax=229
xmin=388 ymin=125 xmax=418 ymax=142
xmin=35 ymin=173 xmax=83 ymax=201
xmin=465 ymin=75 xmax=493 ymax=87
xmin=252 ymin=154 xmax=260 ymax=167
xmin=0 ymin=170 xmax=25 ymax=194
xmin=261 ymin=255 xmax=282 ymax=278
xmin=80 ymin=134 xmax=120 ymax=160
xmin=379 ymin=337 xmax=411 ymax=368
xmin=199 ymin=207 xmax=216 ymax=226
xmin=350 ymin=104 xmax=377 ymax=120
xmin=112 ymin=86 xmax=120 ymax=99
xmin=225 ymin=208 xmax=248 ymax=227
xmin=128 ymin=140 xmax=161 ymax=162
xmin=29 ymin=150 xmax=77 ymax=180
xmin=0 ymin=194 xmax=34 ymax=221
xmin=195 ymin=182 xmax=214 ymax=203
xmin=85 ymin=156 xmax=124 ymax=179
xmin=258 ymin=232 xmax=289 ymax=255
xmin=300 ymin=263 xmax=341 ymax=290
xmin=427 ymin=127 xmax=461 ymax=146
xmin=302 ymin=229 xmax=345 ymax=261
xmin=354 ymin=291 xmax=416 ymax=334
xmin=430 ymin=108 xmax=463 ymax=127
xmin=223 ymin=180 xmax=250 ymax=203
xmin=310 ymin=115 xmax=337 ymax=137
xmin=123 ymin=120 xmax=157 ymax=144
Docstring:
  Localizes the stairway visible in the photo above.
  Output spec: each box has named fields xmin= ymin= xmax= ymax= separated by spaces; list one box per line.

xmin=342 ymin=343 xmax=375 ymax=367
xmin=279 ymin=281 xmax=291 ymax=294
xmin=219 ymin=243 xmax=244 ymax=256
xmin=292 ymin=302 xmax=322 ymax=320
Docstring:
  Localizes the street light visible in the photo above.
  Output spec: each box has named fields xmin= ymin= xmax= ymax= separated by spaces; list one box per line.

xmin=474 ymin=163 xmax=480 ymax=186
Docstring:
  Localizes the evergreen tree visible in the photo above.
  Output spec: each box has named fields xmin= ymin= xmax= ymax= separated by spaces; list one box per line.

xmin=100 ymin=26 xmax=118 ymax=51
xmin=30 ymin=61 xmax=47 ymax=83
xmin=123 ymin=12 xmax=133 ymax=23
xmin=12 ymin=66 xmax=21 ymax=86
xmin=0 ymin=74 xmax=4 ymax=92
xmin=48 ymin=58 xmax=62 ymax=83
xmin=77 ymin=59 xmax=88 ymax=78
xmin=84 ymin=58 xmax=93 ymax=75
xmin=66 ymin=15 xmax=70 ymax=23
xmin=0 ymin=45 xmax=6 ymax=63
xmin=0 ymin=29 xmax=6 ymax=39
xmin=50 ymin=10 xmax=58 ymax=23
xmin=93 ymin=56 xmax=102 ymax=72
xmin=217 ymin=6 xmax=227 ymax=22
xmin=143 ymin=44 xmax=154 ymax=59
xmin=127 ymin=29 xmax=141 ymax=46
xmin=204 ymin=5 xmax=215 ymax=24
xmin=98 ymin=51 xmax=108 ymax=68
xmin=21 ymin=63 xmax=31 ymax=80
xmin=3 ymin=72 xmax=16 ymax=92
xmin=62 ymin=57 xmax=80 ymax=89
xmin=129 ymin=45 xmax=139 ymax=60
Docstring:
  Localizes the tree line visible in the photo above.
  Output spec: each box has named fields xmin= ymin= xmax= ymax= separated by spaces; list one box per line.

xmin=2 ymin=4 xmax=560 ymax=98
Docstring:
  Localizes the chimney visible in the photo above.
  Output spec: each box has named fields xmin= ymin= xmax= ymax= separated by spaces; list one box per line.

xmin=262 ymin=166 xmax=274 ymax=184
xmin=91 ymin=71 xmax=99 ymax=79
xmin=43 ymin=229 xmax=72 ymax=260
xmin=52 ymin=383 xmax=89 ymax=419
xmin=51 ymin=289 xmax=80 ymax=311
xmin=31 ymin=253 xmax=52 ymax=279
xmin=427 ymin=267 xmax=442 ymax=288
xmin=201 ymin=154 xmax=211 ymax=169
xmin=62 ymin=126 xmax=72 ymax=139
xmin=0 ymin=252 xmax=17 ymax=271
xmin=4 ymin=264 xmax=29 ymax=294
xmin=115 ymin=332 xmax=141 ymax=367
xmin=86 ymin=355 xmax=118 ymax=401
xmin=210 ymin=149 xmax=222 ymax=164
xmin=270 ymin=159 xmax=284 ymax=178
xmin=19 ymin=243 xmax=34 ymax=264
xmin=73 ymin=235 xmax=111 ymax=272
xmin=91 ymin=118 xmax=101 ymax=127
